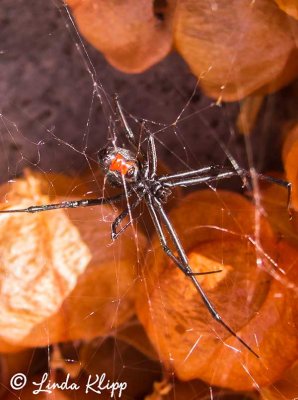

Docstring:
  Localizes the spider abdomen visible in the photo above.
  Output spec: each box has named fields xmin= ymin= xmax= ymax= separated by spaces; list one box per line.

xmin=98 ymin=146 xmax=140 ymax=186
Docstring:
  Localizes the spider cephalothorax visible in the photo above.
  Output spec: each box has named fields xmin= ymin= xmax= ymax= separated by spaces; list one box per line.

xmin=150 ymin=181 xmax=172 ymax=203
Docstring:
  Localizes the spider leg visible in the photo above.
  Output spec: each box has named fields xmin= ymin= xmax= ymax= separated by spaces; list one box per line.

xmin=163 ymin=169 xmax=292 ymax=216
xmin=164 ymin=171 xmax=238 ymax=188
xmin=146 ymin=131 xmax=157 ymax=178
xmin=111 ymin=196 xmax=143 ymax=240
xmin=0 ymin=193 xmax=125 ymax=214
xmin=159 ymin=165 xmax=222 ymax=182
xmin=149 ymin=195 xmax=259 ymax=358
xmin=146 ymin=195 xmax=221 ymax=276
xmin=114 ymin=94 xmax=137 ymax=147
xmin=256 ymin=174 xmax=292 ymax=217
xmin=114 ymin=94 xmax=147 ymax=160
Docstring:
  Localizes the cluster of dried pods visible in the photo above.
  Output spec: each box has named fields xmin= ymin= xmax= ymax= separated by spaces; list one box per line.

xmin=0 ymin=124 xmax=297 ymax=399
xmin=66 ymin=0 xmax=298 ymax=100
xmin=1 ymin=1 xmax=298 ymax=397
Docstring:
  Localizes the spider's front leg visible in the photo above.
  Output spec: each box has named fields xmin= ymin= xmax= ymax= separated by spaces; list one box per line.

xmin=161 ymin=167 xmax=292 ymax=216
xmin=0 ymin=194 xmax=125 ymax=214
xmin=114 ymin=94 xmax=136 ymax=147
xmin=115 ymin=94 xmax=153 ymax=162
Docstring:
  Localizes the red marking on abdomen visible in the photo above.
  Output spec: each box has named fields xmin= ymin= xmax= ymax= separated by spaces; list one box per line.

xmin=109 ymin=153 xmax=134 ymax=175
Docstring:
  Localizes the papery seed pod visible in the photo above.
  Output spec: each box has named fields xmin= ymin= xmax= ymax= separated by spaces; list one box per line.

xmin=282 ymin=123 xmax=298 ymax=211
xmin=257 ymin=173 xmax=298 ymax=247
xmin=67 ymin=0 xmax=298 ymax=100
xmin=260 ymin=360 xmax=298 ymax=400
xmin=275 ymin=0 xmax=298 ymax=20
xmin=0 ymin=170 xmax=147 ymax=350
xmin=136 ymin=190 xmax=298 ymax=390
xmin=174 ymin=0 xmax=298 ymax=101
xmin=66 ymin=0 xmax=174 ymax=73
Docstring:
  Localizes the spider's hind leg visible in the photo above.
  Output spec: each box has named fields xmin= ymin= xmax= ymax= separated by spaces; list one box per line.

xmin=146 ymin=195 xmax=221 ymax=277
xmin=111 ymin=196 xmax=143 ymax=240
xmin=148 ymin=195 xmax=259 ymax=358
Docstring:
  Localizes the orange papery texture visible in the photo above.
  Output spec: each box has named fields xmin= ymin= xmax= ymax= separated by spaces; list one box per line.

xmin=66 ymin=0 xmax=174 ymax=73
xmin=0 ymin=170 xmax=147 ymax=351
xmin=136 ymin=190 xmax=298 ymax=391
xmin=282 ymin=123 xmax=298 ymax=211
xmin=260 ymin=360 xmax=298 ymax=400
xmin=174 ymin=0 xmax=298 ymax=100
xmin=66 ymin=0 xmax=298 ymax=101
xmin=275 ymin=0 xmax=298 ymax=19
xmin=255 ymin=175 xmax=298 ymax=400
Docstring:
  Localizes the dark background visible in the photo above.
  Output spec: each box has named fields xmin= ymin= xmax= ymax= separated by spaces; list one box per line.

xmin=1 ymin=0 xmax=297 ymax=186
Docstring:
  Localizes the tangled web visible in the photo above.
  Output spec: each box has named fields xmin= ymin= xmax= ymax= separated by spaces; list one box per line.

xmin=0 ymin=1 xmax=298 ymax=399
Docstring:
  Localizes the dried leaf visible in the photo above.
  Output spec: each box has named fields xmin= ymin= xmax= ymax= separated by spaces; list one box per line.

xmin=136 ymin=190 xmax=298 ymax=390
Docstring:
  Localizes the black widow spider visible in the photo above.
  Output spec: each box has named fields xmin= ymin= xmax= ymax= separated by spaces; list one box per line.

xmin=0 ymin=96 xmax=291 ymax=359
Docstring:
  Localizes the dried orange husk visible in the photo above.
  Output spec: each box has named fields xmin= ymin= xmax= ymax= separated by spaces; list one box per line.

xmin=236 ymin=95 xmax=265 ymax=136
xmin=66 ymin=0 xmax=174 ymax=73
xmin=260 ymin=360 xmax=298 ymax=400
xmin=0 ymin=170 xmax=147 ymax=350
xmin=282 ymin=123 xmax=298 ymax=211
xmin=0 ymin=172 xmax=91 ymax=348
xmin=66 ymin=1 xmax=298 ymax=99
xmin=174 ymin=0 xmax=298 ymax=101
xmin=255 ymin=174 xmax=298 ymax=247
xmin=275 ymin=0 xmax=298 ymax=19
xmin=136 ymin=190 xmax=298 ymax=390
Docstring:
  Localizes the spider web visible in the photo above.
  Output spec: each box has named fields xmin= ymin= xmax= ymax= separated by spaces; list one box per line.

xmin=0 ymin=1 xmax=297 ymax=399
